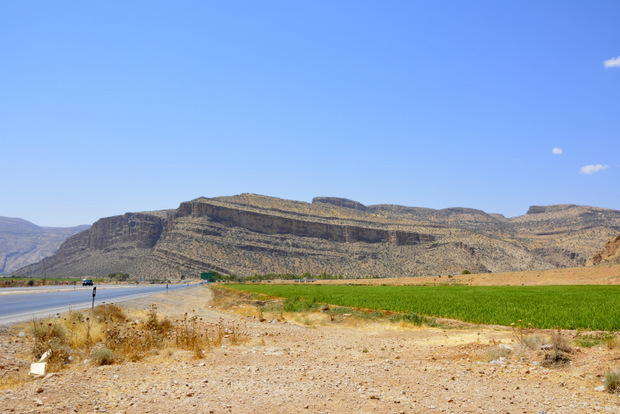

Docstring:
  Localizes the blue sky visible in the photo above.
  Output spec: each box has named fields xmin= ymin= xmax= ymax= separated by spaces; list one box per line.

xmin=1 ymin=1 xmax=619 ymax=227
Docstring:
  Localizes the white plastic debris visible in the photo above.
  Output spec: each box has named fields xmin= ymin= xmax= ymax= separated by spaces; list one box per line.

xmin=29 ymin=362 xmax=47 ymax=376
xmin=39 ymin=349 xmax=51 ymax=362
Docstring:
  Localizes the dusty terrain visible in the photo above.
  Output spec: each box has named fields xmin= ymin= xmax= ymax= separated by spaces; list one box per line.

xmin=2 ymin=286 xmax=620 ymax=413
xmin=315 ymin=263 xmax=620 ymax=286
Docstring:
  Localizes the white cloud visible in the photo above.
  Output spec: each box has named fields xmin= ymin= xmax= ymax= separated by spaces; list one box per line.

xmin=604 ymin=56 xmax=620 ymax=68
xmin=580 ymin=164 xmax=609 ymax=175
xmin=552 ymin=147 xmax=563 ymax=155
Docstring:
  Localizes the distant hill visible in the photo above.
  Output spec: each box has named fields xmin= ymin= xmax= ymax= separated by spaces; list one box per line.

xmin=14 ymin=195 xmax=620 ymax=280
xmin=0 ymin=217 xmax=90 ymax=275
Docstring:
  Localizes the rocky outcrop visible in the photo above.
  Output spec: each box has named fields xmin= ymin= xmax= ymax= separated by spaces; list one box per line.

xmin=526 ymin=205 xmax=577 ymax=215
xmin=14 ymin=195 xmax=620 ymax=279
xmin=312 ymin=197 xmax=367 ymax=211
xmin=85 ymin=213 xmax=166 ymax=250
xmin=587 ymin=234 xmax=620 ymax=266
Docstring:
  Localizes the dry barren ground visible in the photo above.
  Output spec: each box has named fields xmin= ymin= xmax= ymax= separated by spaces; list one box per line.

xmin=1 ymin=286 xmax=620 ymax=413
xmin=313 ymin=264 xmax=620 ymax=286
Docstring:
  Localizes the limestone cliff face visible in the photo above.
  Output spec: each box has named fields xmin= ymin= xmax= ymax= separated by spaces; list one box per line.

xmin=14 ymin=195 xmax=620 ymax=279
xmin=175 ymin=200 xmax=434 ymax=246
xmin=588 ymin=234 xmax=620 ymax=265
xmin=85 ymin=213 xmax=165 ymax=250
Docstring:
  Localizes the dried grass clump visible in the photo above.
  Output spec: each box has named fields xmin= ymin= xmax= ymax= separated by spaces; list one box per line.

xmin=0 ymin=371 xmax=28 ymax=390
xmin=521 ymin=333 xmax=549 ymax=351
xmin=91 ymin=346 xmax=115 ymax=366
xmin=605 ymin=368 xmax=620 ymax=393
xmin=92 ymin=303 xmax=126 ymax=323
xmin=551 ymin=329 xmax=572 ymax=353
xmin=175 ymin=312 xmax=211 ymax=359
xmin=484 ymin=345 xmax=511 ymax=363
xmin=26 ymin=303 xmax=250 ymax=372
xmin=542 ymin=350 xmax=571 ymax=368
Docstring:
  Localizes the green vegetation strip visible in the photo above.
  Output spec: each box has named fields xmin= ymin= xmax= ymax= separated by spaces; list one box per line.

xmin=227 ymin=284 xmax=620 ymax=330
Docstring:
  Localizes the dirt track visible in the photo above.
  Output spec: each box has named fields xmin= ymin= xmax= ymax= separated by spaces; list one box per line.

xmin=2 ymin=286 xmax=620 ymax=413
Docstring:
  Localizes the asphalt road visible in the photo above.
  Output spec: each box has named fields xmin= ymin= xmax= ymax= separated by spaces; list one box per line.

xmin=0 ymin=283 xmax=200 ymax=325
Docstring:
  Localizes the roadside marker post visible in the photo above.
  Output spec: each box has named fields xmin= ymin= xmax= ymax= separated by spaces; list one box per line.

xmin=91 ymin=286 xmax=96 ymax=310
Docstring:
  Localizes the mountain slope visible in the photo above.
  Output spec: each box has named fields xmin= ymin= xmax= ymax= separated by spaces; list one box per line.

xmin=0 ymin=217 xmax=90 ymax=275
xmin=14 ymin=195 xmax=620 ymax=279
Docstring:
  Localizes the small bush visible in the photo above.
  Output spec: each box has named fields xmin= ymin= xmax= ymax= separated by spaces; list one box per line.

xmin=605 ymin=368 xmax=620 ymax=393
xmin=31 ymin=320 xmax=68 ymax=359
xmin=542 ymin=350 xmax=571 ymax=368
xmin=46 ymin=337 xmax=73 ymax=372
xmin=485 ymin=345 xmax=511 ymax=362
xmin=93 ymin=304 xmax=126 ymax=323
xmin=522 ymin=333 xmax=549 ymax=351
xmin=91 ymin=347 xmax=115 ymax=366
xmin=31 ymin=320 xmax=66 ymax=343
xmin=551 ymin=329 xmax=572 ymax=353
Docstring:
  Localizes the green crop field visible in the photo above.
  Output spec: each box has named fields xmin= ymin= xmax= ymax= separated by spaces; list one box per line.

xmin=227 ymin=284 xmax=620 ymax=330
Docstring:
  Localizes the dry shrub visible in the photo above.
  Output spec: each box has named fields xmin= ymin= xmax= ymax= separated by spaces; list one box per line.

xmin=65 ymin=317 xmax=105 ymax=350
xmin=484 ymin=345 xmax=511 ymax=362
xmin=551 ymin=329 xmax=572 ymax=353
xmin=91 ymin=346 xmax=115 ymax=366
xmin=146 ymin=306 xmax=172 ymax=334
xmin=521 ymin=333 xmax=549 ymax=351
xmin=92 ymin=303 xmax=126 ymax=323
xmin=46 ymin=338 xmax=73 ymax=372
xmin=510 ymin=320 xmax=532 ymax=344
xmin=605 ymin=368 xmax=620 ymax=393
xmin=104 ymin=320 xmax=163 ymax=362
xmin=175 ymin=313 xmax=211 ymax=359
xmin=30 ymin=319 xmax=67 ymax=359
xmin=542 ymin=350 xmax=571 ymax=368
xmin=26 ymin=303 xmax=250 ymax=371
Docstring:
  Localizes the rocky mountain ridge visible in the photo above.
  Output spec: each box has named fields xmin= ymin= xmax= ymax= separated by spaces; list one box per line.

xmin=14 ymin=194 xmax=620 ymax=279
xmin=0 ymin=217 xmax=90 ymax=275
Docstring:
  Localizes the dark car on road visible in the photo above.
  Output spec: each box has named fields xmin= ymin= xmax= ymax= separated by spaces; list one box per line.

xmin=82 ymin=279 xmax=94 ymax=286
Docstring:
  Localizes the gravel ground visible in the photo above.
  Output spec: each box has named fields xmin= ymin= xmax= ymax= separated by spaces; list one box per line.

xmin=2 ymin=286 xmax=620 ymax=413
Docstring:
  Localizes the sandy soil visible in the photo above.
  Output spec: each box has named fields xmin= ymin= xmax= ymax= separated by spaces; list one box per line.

xmin=1 ymin=286 xmax=620 ymax=413
xmin=312 ymin=264 xmax=620 ymax=286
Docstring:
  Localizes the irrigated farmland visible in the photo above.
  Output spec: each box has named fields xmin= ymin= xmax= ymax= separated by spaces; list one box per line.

xmin=228 ymin=284 xmax=620 ymax=330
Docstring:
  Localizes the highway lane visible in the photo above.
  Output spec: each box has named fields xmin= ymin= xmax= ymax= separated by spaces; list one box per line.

xmin=0 ymin=283 xmax=201 ymax=325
